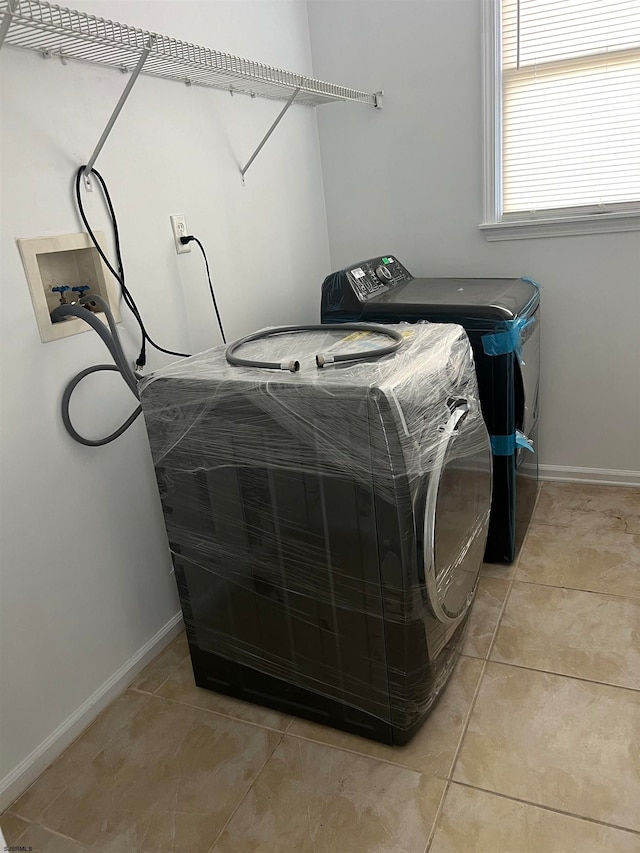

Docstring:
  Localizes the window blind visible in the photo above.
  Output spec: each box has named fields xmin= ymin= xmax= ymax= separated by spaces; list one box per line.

xmin=501 ymin=0 xmax=640 ymax=216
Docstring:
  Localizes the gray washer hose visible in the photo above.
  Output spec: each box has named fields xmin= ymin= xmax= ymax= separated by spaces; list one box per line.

xmin=225 ymin=323 xmax=404 ymax=372
xmin=51 ymin=294 xmax=142 ymax=446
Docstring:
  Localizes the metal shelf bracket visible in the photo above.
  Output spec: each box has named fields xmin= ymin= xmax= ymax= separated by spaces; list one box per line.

xmin=0 ymin=0 xmax=15 ymax=50
xmin=82 ymin=36 xmax=155 ymax=190
xmin=240 ymin=86 xmax=301 ymax=184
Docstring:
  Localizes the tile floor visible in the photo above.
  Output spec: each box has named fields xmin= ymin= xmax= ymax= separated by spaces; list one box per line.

xmin=2 ymin=482 xmax=640 ymax=852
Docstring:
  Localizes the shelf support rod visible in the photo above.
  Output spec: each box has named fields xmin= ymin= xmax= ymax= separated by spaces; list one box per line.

xmin=0 ymin=0 xmax=16 ymax=52
xmin=240 ymin=86 xmax=301 ymax=184
xmin=83 ymin=37 xmax=155 ymax=189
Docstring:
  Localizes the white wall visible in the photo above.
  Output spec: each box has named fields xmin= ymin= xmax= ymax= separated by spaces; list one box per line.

xmin=0 ymin=0 xmax=329 ymax=803
xmin=308 ymin=0 xmax=640 ymax=480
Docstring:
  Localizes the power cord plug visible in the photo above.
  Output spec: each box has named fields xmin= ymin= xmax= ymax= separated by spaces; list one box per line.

xmin=135 ymin=344 xmax=147 ymax=370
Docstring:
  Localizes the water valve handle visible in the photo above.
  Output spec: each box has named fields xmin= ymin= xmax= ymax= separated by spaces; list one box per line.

xmin=52 ymin=286 xmax=70 ymax=293
xmin=71 ymin=286 xmax=90 ymax=294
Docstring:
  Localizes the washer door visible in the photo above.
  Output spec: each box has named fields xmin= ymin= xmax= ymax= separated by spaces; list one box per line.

xmin=423 ymin=404 xmax=492 ymax=623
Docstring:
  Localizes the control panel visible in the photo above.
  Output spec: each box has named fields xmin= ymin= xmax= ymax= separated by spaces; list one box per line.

xmin=346 ymin=255 xmax=413 ymax=302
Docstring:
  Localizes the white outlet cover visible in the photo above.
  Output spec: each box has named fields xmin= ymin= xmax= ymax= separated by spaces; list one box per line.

xmin=170 ymin=215 xmax=191 ymax=254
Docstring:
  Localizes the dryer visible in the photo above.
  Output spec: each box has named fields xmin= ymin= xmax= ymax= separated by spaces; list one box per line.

xmin=321 ymin=255 xmax=540 ymax=563
xmin=140 ymin=324 xmax=491 ymax=744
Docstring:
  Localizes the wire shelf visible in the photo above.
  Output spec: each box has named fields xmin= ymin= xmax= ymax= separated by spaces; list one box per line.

xmin=0 ymin=0 xmax=379 ymax=107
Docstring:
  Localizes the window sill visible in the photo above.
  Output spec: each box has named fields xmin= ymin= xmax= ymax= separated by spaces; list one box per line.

xmin=479 ymin=211 xmax=640 ymax=241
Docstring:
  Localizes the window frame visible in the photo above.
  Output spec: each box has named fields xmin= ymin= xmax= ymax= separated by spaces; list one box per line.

xmin=480 ymin=0 xmax=640 ymax=241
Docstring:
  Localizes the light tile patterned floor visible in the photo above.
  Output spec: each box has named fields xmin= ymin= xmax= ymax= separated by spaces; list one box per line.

xmin=2 ymin=482 xmax=639 ymax=852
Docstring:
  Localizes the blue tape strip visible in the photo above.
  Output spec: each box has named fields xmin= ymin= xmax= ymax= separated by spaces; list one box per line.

xmin=482 ymin=315 xmax=536 ymax=362
xmin=482 ymin=327 xmax=521 ymax=357
xmin=482 ymin=277 xmax=540 ymax=359
xmin=521 ymin=275 xmax=541 ymax=289
xmin=482 ymin=315 xmax=528 ymax=357
xmin=516 ymin=429 xmax=535 ymax=453
xmin=490 ymin=434 xmax=516 ymax=456
xmin=490 ymin=431 xmax=535 ymax=456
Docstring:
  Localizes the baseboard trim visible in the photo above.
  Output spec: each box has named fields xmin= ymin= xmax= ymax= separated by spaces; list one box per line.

xmin=0 ymin=610 xmax=184 ymax=812
xmin=540 ymin=465 xmax=640 ymax=487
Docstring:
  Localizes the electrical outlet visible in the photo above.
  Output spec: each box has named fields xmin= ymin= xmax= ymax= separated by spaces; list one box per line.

xmin=170 ymin=215 xmax=191 ymax=254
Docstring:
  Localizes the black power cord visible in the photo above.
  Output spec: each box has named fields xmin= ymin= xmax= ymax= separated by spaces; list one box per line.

xmin=74 ymin=166 xmax=189 ymax=367
xmin=180 ymin=235 xmax=226 ymax=344
xmin=58 ymin=166 xmax=227 ymax=446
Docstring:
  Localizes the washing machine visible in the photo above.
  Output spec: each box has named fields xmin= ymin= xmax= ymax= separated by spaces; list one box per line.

xmin=321 ymin=255 xmax=540 ymax=563
xmin=139 ymin=323 xmax=492 ymax=744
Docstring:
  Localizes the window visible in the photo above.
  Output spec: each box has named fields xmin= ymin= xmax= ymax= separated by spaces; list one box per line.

xmin=481 ymin=0 xmax=640 ymax=239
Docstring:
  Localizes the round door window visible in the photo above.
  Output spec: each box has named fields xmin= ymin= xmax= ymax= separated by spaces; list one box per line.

xmin=423 ymin=406 xmax=492 ymax=623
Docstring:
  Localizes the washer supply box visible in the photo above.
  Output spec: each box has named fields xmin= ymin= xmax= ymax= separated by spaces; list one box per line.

xmin=139 ymin=323 xmax=491 ymax=744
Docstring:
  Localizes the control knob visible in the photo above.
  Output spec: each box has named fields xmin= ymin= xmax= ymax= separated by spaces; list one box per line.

xmin=375 ymin=265 xmax=393 ymax=282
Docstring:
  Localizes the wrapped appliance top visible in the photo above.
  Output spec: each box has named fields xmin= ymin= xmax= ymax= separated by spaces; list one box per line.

xmin=139 ymin=322 xmax=487 ymax=491
xmin=140 ymin=322 xmax=466 ymax=392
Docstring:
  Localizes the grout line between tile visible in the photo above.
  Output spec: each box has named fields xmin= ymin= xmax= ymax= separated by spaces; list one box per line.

xmin=150 ymin=669 xmax=180 ymax=695
xmin=444 ymin=659 xmax=488 ymax=784
xmin=509 ymin=575 xmax=640 ymax=602
xmin=423 ymin=779 xmax=451 ymax=853
xmin=480 ymin=657 xmax=640 ymax=695
xmin=532 ymin=476 xmax=545 ymax=509
xmin=26 ymin=820 xmax=94 ymax=849
xmin=2 ymin=813 xmax=30 ymax=846
xmin=282 ymin=727 xmax=449 ymax=780
xmin=1 ymin=810 xmax=29 ymax=822
xmin=483 ymin=574 xmax=517 ymax=663
xmin=206 ymin=730 xmax=286 ymax=853
xmin=9 ymin=689 xmax=155 ymax=822
xmin=445 ymin=493 xmax=541 ymax=786
xmin=144 ymin=692 xmax=292 ymax=735
xmin=506 ymin=578 xmax=640 ymax=601
xmin=485 ymin=577 xmax=640 ymax=690
xmin=527 ymin=476 xmax=545 ymax=526
xmin=130 ymin=647 xmax=191 ymax=697
xmin=531 ymin=519 xmax=640 ymax=536
xmin=460 ymin=651 xmax=484 ymax=662
xmin=484 ymin=487 xmax=543 ymax=663
xmin=451 ymin=780 xmax=640 ymax=837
